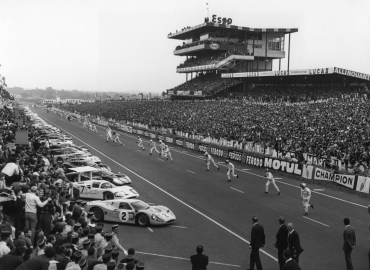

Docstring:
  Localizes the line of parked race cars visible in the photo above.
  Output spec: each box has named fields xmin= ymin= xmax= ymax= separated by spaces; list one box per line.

xmin=23 ymin=107 xmax=177 ymax=227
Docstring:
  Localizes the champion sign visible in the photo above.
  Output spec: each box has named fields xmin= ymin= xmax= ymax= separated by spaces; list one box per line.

xmin=228 ymin=150 xmax=242 ymax=162
xmin=165 ymin=136 xmax=174 ymax=144
xmin=176 ymin=139 xmax=184 ymax=146
xmin=210 ymin=147 xmax=224 ymax=157
xmin=314 ymin=168 xmax=355 ymax=189
xmin=185 ymin=141 xmax=195 ymax=149
xmin=264 ymin=158 xmax=302 ymax=175
xmin=245 ymin=156 xmax=264 ymax=167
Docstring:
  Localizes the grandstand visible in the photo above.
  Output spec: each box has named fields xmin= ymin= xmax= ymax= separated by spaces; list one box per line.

xmin=167 ymin=21 xmax=370 ymax=99
xmin=167 ymin=20 xmax=298 ymax=98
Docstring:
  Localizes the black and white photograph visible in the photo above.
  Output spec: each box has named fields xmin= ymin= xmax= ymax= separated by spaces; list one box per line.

xmin=0 ymin=0 xmax=369 ymax=269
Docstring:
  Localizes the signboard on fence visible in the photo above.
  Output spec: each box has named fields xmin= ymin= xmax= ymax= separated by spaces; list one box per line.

xmin=264 ymin=157 xmax=302 ymax=175
xmin=210 ymin=146 xmax=225 ymax=157
xmin=185 ymin=141 xmax=195 ymax=150
xmin=175 ymin=138 xmax=184 ymax=147
xmin=245 ymin=155 xmax=264 ymax=167
xmin=228 ymin=150 xmax=243 ymax=162
xmin=165 ymin=136 xmax=174 ymax=144
xmin=356 ymin=176 xmax=370 ymax=194
xmin=198 ymin=143 xmax=209 ymax=153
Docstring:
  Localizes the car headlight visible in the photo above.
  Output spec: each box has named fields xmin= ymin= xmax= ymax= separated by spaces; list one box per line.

xmin=151 ymin=214 xmax=164 ymax=222
xmin=114 ymin=192 xmax=126 ymax=197
xmin=130 ymin=189 xmax=138 ymax=194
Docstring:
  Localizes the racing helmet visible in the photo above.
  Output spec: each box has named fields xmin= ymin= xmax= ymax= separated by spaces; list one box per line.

xmin=150 ymin=139 xmax=153 ymax=142
xmin=225 ymin=159 xmax=230 ymax=163
xmin=159 ymin=140 xmax=162 ymax=143
xmin=300 ymin=183 xmax=306 ymax=189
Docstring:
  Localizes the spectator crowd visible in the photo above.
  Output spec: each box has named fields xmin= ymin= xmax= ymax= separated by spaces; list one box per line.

xmin=177 ymin=49 xmax=247 ymax=69
xmin=62 ymin=83 xmax=370 ymax=169
xmin=0 ymin=102 xmax=145 ymax=270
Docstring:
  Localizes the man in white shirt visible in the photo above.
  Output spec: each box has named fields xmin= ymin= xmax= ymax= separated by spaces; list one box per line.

xmin=24 ymin=186 xmax=51 ymax=243
xmin=0 ymin=231 xmax=10 ymax=258
xmin=1 ymin=156 xmax=20 ymax=187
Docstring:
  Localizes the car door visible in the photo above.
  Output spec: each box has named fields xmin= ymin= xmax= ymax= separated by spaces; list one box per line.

xmin=90 ymin=182 xmax=101 ymax=199
xmin=118 ymin=202 xmax=135 ymax=224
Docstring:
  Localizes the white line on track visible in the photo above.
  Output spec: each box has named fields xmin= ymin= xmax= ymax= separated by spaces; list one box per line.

xmin=147 ymin=227 xmax=154 ymax=232
xmin=136 ymin=150 xmax=141 ymax=152
xmin=38 ymin=116 xmax=278 ymax=262
xmin=275 ymin=178 xmax=282 ymax=179
xmin=157 ymin=158 xmax=164 ymax=162
xmin=136 ymin=251 xmax=241 ymax=268
xmin=169 ymin=225 xmax=187 ymax=229
xmin=303 ymin=216 xmax=330 ymax=227
xmin=186 ymin=170 xmax=196 ymax=174
xmin=230 ymin=187 xmax=244 ymax=193
xmin=242 ymin=169 xmax=250 ymax=171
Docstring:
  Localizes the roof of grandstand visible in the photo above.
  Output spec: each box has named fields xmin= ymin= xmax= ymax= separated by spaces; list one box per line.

xmin=168 ymin=22 xmax=298 ymax=40
xmin=222 ymin=67 xmax=370 ymax=83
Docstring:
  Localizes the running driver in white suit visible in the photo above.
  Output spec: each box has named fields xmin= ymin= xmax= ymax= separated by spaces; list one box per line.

xmin=265 ymin=168 xmax=280 ymax=195
xmin=106 ymin=127 xmax=113 ymax=142
xmin=159 ymin=140 xmax=166 ymax=158
xmin=300 ymin=183 xmax=314 ymax=216
xmin=163 ymin=144 xmax=173 ymax=162
xmin=204 ymin=150 xmax=219 ymax=171
xmin=225 ymin=159 xmax=238 ymax=182
xmin=149 ymin=139 xmax=159 ymax=155
xmin=137 ymin=136 xmax=145 ymax=150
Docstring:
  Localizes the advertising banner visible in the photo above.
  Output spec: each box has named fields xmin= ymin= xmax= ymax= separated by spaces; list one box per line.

xmin=228 ymin=150 xmax=243 ymax=162
xmin=132 ymin=128 xmax=137 ymax=134
xmin=198 ymin=143 xmax=209 ymax=153
xmin=165 ymin=136 xmax=174 ymax=144
xmin=264 ymin=158 xmax=302 ymax=175
xmin=150 ymin=132 xmax=156 ymax=139
xmin=185 ymin=141 xmax=195 ymax=150
xmin=245 ymin=155 xmax=264 ymax=167
xmin=302 ymin=165 xmax=314 ymax=179
xmin=137 ymin=130 xmax=143 ymax=135
xmin=210 ymin=146 xmax=225 ymax=157
xmin=175 ymin=138 xmax=184 ymax=147
xmin=158 ymin=134 xmax=165 ymax=141
xmin=144 ymin=131 xmax=149 ymax=137
xmin=313 ymin=167 xmax=333 ymax=181
xmin=332 ymin=174 xmax=355 ymax=189
xmin=356 ymin=176 xmax=370 ymax=194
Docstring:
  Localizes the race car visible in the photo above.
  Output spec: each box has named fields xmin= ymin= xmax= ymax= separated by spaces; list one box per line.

xmin=49 ymin=148 xmax=87 ymax=163
xmin=63 ymin=161 xmax=129 ymax=185
xmin=85 ymin=199 xmax=176 ymax=227
xmin=72 ymin=180 xmax=139 ymax=200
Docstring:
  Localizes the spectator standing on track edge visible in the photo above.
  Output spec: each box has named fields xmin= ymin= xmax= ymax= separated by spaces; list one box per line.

xmin=190 ymin=245 xmax=208 ymax=270
xmin=343 ymin=218 xmax=356 ymax=270
xmin=287 ymin=223 xmax=304 ymax=266
xmin=247 ymin=216 xmax=265 ymax=270
xmin=275 ymin=216 xmax=289 ymax=270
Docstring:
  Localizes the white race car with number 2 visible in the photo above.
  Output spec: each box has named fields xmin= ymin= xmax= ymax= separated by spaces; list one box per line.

xmin=85 ymin=199 xmax=176 ymax=227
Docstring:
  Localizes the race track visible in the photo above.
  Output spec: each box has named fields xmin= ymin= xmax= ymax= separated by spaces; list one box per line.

xmin=33 ymin=107 xmax=369 ymax=270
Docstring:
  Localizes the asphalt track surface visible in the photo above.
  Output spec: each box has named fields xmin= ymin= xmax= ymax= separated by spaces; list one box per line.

xmin=33 ymin=107 xmax=370 ymax=270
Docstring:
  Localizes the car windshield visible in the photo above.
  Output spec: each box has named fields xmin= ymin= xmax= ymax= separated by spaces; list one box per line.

xmin=131 ymin=201 xmax=150 ymax=211
xmin=100 ymin=183 xmax=115 ymax=189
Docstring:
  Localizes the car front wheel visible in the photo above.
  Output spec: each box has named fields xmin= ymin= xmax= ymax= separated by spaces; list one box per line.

xmin=136 ymin=214 xmax=150 ymax=227
xmin=91 ymin=208 xmax=104 ymax=222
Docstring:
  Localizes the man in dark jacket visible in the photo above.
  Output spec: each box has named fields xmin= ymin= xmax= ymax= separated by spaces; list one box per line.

xmin=0 ymin=246 xmax=24 ymax=270
xmin=282 ymin=250 xmax=302 ymax=270
xmin=275 ymin=216 xmax=289 ymax=270
xmin=343 ymin=218 xmax=356 ymax=270
xmin=190 ymin=245 xmax=208 ymax=270
xmin=248 ymin=216 xmax=265 ymax=270
xmin=287 ymin=223 xmax=304 ymax=265
xmin=54 ymin=245 xmax=71 ymax=270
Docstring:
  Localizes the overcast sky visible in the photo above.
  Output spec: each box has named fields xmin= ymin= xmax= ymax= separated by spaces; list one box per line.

xmin=0 ymin=0 xmax=369 ymax=93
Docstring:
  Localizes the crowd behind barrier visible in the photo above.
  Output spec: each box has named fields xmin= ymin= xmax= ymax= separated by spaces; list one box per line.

xmin=54 ymin=106 xmax=370 ymax=195
xmin=170 ymin=72 xmax=241 ymax=93
xmin=0 ymin=103 xmax=147 ymax=270
xmin=175 ymin=38 xmax=248 ymax=51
